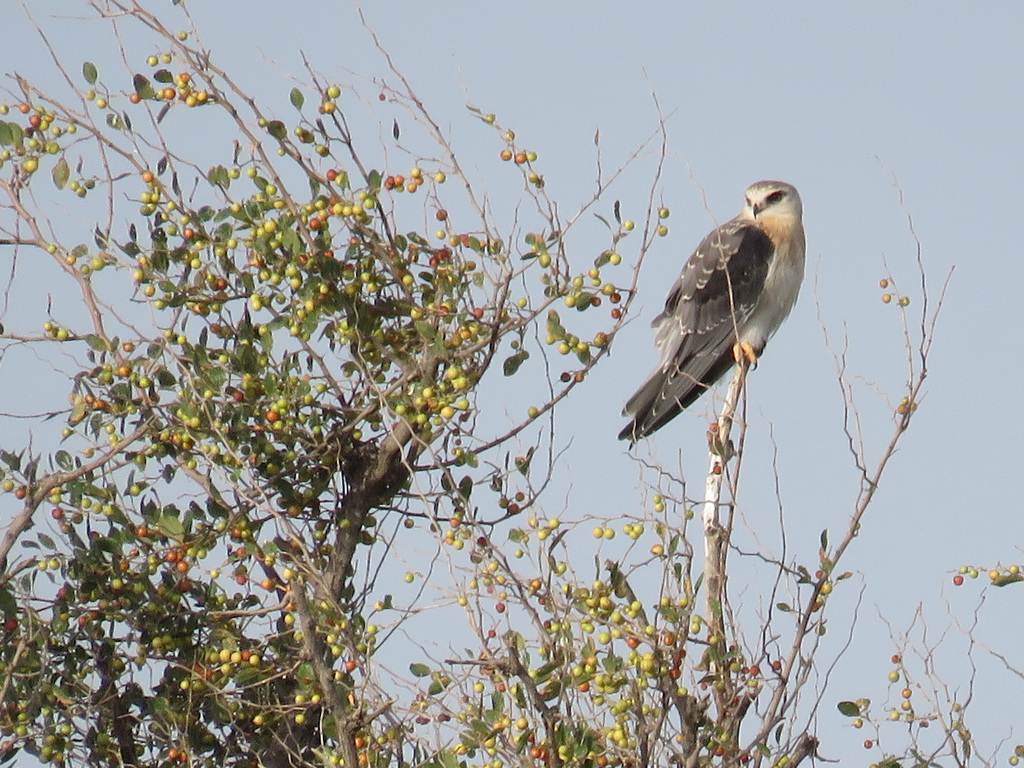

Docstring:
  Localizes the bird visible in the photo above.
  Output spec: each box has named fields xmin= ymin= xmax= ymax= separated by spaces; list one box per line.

xmin=618 ymin=180 xmax=806 ymax=443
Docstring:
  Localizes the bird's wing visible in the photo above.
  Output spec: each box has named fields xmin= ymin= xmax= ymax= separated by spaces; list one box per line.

xmin=619 ymin=218 xmax=775 ymax=442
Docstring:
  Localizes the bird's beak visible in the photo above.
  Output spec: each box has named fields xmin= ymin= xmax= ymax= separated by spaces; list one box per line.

xmin=751 ymin=201 xmax=764 ymax=218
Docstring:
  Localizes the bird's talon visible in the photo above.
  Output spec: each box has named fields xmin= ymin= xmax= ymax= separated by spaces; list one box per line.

xmin=732 ymin=342 xmax=759 ymax=368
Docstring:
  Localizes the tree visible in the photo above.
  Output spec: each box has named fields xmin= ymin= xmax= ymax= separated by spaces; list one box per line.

xmin=0 ymin=3 xmax=664 ymax=765
xmin=1 ymin=4 xmax=995 ymax=768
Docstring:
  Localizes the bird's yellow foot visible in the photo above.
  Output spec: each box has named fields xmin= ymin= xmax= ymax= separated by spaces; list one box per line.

xmin=732 ymin=341 xmax=759 ymax=368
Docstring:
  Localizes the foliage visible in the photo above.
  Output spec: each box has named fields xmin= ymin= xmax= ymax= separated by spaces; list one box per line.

xmin=0 ymin=4 xmax=663 ymax=766
xmin=1 ymin=4 xmax=1008 ymax=768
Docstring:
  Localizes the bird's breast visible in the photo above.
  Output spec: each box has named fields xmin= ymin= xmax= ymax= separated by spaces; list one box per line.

xmin=740 ymin=221 xmax=805 ymax=346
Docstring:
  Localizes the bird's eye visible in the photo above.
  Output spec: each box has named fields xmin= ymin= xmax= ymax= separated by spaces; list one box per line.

xmin=766 ymin=190 xmax=785 ymax=204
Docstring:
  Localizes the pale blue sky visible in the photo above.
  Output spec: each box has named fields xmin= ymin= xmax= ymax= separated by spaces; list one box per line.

xmin=3 ymin=1 xmax=1022 ymax=763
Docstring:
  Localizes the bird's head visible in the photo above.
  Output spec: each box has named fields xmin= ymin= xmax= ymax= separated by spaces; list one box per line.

xmin=743 ymin=180 xmax=802 ymax=222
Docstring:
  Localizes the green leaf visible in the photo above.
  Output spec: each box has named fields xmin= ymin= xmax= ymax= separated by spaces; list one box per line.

xmin=515 ymin=447 xmax=535 ymax=477
xmin=156 ymin=514 xmax=184 ymax=540
xmin=280 ymin=227 xmax=301 ymax=255
xmin=84 ymin=334 xmax=108 ymax=352
xmin=776 ymin=602 xmax=792 ymax=613
xmin=266 ymin=121 xmax=286 ymax=141
xmin=82 ymin=61 xmax=98 ymax=85
xmin=409 ymin=663 xmax=431 ymax=678
xmin=69 ymin=398 xmax=88 ymax=426
xmin=992 ymin=573 xmax=1024 ymax=587
xmin=546 ymin=310 xmax=564 ymax=339
xmin=54 ymin=450 xmax=74 ymax=470
xmin=837 ymin=700 xmax=861 ymax=717
xmin=132 ymin=73 xmax=155 ymax=100
xmin=0 ymin=121 xmax=25 ymax=147
xmin=52 ymin=157 xmax=69 ymax=189
xmin=503 ymin=350 xmax=529 ymax=376
xmin=414 ymin=320 xmax=440 ymax=342
xmin=207 ymin=165 xmax=230 ymax=187
xmin=290 ymin=88 xmax=304 ymax=110
xmin=153 ymin=69 xmax=173 ymax=84
xmin=0 ymin=585 xmax=16 ymax=616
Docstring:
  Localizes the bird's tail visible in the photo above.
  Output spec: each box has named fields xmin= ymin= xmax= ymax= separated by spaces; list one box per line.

xmin=619 ymin=351 xmax=735 ymax=443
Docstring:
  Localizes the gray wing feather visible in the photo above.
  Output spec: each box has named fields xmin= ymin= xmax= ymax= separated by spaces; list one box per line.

xmin=619 ymin=219 xmax=775 ymax=442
